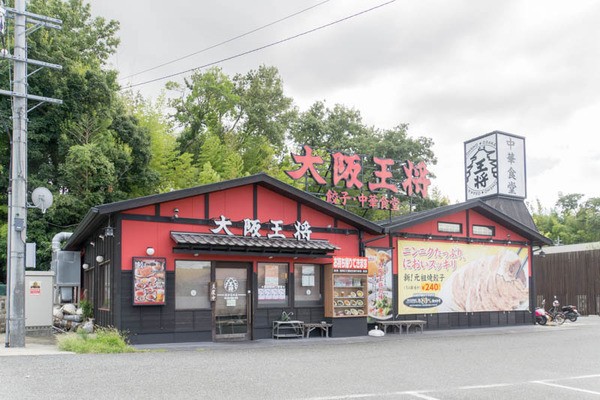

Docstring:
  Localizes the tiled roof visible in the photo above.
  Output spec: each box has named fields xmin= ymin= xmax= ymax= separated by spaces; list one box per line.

xmin=170 ymin=231 xmax=339 ymax=256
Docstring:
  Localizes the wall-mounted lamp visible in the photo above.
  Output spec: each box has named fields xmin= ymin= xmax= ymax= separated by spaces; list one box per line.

xmin=427 ymin=235 xmax=433 ymax=240
xmin=95 ymin=255 xmax=104 ymax=263
xmin=99 ymin=234 xmax=105 ymax=241
xmin=173 ymin=208 xmax=179 ymax=219
xmin=105 ymin=226 xmax=114 ymax=237
xmin=146 ymin=247 xmax=155 ymax=256
xmin=506 ymin=234 xmax=511 ymax=245
xmin=82 ymin=263 xmax=90 ymax=270
xmin=268 ymin=255 xmax=274 ymax=259
xmin=533 ymin=247 xmax=546 ymax=258
xmin=90 ymin=241 xmax=95 ymax=247
xmin=448 ymin=235 xmax=454 ymax=241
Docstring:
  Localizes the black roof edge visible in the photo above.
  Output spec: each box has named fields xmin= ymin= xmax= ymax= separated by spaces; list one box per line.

xmin=65 ymin=173 xmax=384 ymax=249
xmin=380 ymin=199 xmax=552 ymax=247
xmin=64 ymin=207 xmax=102 ymax=250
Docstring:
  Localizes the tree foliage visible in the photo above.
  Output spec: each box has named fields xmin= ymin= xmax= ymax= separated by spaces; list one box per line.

xmin=0 ymin=0 xmax=155 ymax=273
xmin=532 ymin=193 xmax=600 ymax=245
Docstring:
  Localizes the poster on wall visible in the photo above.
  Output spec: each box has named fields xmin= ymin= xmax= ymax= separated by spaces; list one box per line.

xmin=133 ymin=257 xmax=166 ymax=306
xmin=366 ymin=248 xmax=393 ymax=321
xmin=397 ymin=240 xmax=529 ymax=314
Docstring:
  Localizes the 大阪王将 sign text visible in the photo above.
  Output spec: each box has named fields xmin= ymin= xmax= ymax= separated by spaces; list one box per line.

xmin=285 ymin=145 xmax=431 ymax=210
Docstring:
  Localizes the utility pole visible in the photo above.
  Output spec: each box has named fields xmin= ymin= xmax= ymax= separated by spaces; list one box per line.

xmin=1 ymin=0 xmax=62 ymax=347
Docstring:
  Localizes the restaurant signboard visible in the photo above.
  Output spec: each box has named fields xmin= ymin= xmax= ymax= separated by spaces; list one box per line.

xmin=397 ymin=240 xmax=529 ymax=314
xmin=464 ymin=132 xmax=526 ymax=200
xmin=285 ymin=145 xmax=431 ymax=210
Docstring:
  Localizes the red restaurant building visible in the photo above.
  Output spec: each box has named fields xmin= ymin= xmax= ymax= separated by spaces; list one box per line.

xmin=64 ymin=173 xmax=551 ymax=344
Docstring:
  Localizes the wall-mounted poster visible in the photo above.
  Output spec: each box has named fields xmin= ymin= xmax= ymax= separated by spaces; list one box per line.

xmin=366 ymin=248 xmax=393 ymax=321
xmin=397 ymin=240 xmax=529 ymax=314
xmin=133 ymin=257 xmax=166 ymax=306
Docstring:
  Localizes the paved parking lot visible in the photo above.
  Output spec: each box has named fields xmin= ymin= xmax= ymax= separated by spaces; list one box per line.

xmin=1 ymin=316 xmax=599 ymax=399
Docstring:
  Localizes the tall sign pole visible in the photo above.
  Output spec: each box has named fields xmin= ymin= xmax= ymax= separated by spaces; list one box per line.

xmin=1 ymin=0 xmax=62 ymax=347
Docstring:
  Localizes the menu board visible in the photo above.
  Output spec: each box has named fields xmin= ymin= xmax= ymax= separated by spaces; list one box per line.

xmin=133 ymin=257 xmax=166 ymax=306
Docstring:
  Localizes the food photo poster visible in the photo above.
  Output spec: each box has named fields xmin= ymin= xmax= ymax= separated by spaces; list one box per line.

xmin=133 ymin=257 xmax=166 ymax=306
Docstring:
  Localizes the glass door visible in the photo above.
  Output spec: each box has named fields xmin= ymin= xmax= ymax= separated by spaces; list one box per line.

xmin=214 ymin=264 xmax=251 ymax=341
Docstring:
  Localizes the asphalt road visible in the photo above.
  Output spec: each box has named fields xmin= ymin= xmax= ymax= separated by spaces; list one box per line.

xmin=1 ymin=317 xmax=599 ymax=400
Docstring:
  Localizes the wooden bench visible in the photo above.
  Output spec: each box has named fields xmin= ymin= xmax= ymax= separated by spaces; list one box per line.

xmin=378 ymin=319 xmax=426 ymax=334
xmin=303 ymin=322 xmax=333 ymax=338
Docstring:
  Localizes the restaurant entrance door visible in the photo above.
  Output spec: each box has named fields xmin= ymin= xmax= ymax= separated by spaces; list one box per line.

xmin=214 ymin=262 xmax=252 ymax=341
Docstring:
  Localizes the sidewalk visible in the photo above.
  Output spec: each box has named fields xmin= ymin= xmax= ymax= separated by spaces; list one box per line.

xmin=0 ymin=332 xmax=66 ymax=357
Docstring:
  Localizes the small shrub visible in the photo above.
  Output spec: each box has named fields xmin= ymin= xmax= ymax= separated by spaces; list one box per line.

xmin=79 ymin=299 xmax=93 ymax=320
xmin=57 ymin=327 xmax=136 ymax=354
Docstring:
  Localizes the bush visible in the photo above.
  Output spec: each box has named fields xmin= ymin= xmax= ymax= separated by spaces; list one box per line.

xmin=79 ymin=299 xmax=93 ymax=320
xmin=57 ymin=327 xmax=136 ymax=354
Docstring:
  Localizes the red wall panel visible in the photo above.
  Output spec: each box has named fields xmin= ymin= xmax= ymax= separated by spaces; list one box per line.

xmin=256 ymin=186 xmax=298 ymax=224
xmin=159 ymin=196 xmax=205 ymax=219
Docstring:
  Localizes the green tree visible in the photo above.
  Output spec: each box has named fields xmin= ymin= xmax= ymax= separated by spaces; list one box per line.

xmin=0 ymin=0 xmax=154 ymax=273
xmin=167 ymin=65 xmax=296 ymax=179
xmin=532 ymin=193 xmax=600 ymax=245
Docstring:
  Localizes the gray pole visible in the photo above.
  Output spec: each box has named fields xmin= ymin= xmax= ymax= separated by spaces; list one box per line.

xmin=7 ymin=0 xmax=28 ymax=348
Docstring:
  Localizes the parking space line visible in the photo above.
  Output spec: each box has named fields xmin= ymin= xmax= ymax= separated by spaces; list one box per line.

xmin=300 ymin=390 xmax=440 ymax=400
xmin=405 ymin=392 xmax=440 ymax=400
xmin=532 ymin=381 xmax=600 ymax=396
xmin=459 ymin=383 xmax=513 ymax=390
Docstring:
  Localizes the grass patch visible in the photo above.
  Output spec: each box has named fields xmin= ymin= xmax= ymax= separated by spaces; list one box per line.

xmin=57 ymin=327 xmax=137 ymax=354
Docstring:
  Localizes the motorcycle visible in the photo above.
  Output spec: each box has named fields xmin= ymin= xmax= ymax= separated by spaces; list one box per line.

xmin=534 ymin=306 xmax=548 ymax=325
xmin=561 ymin=304 xmax=580 ymax=322
xmin=535 ymin=298 xmax=565 ymax=325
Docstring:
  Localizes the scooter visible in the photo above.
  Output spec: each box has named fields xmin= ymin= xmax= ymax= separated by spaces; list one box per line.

xmin=534 ymin=306 xmax=548 ymax=325
xmin=561 ymin=304 xmax=580 ymax=322
xmin=535 ymin=299 xmax=565 ymax=325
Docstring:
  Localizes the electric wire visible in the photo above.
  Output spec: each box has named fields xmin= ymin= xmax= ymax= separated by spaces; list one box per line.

xmin=121 ymin=0 xmax=396 ymax=91
xmin=119 ymin=0 xmax=331 ymax=82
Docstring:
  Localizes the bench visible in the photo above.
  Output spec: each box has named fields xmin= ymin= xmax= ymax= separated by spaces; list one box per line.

xmin=378 ymin=319 xmax=426 ymax=334
xmin=303 ymin=322 xmax=332 ymax=338
xmin=272 ymin=320 xmax=304 ymax=339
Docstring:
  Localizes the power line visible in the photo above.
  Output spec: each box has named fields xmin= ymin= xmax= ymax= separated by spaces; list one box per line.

xmin=121 ymin=0 xmax=396 ymax=91
xmin=119 ymin=0 xmax=331 ymax=82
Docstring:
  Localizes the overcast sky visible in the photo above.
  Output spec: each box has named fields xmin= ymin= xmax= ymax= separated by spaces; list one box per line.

xmin=88 ymin=0 xmax=600 ymax=210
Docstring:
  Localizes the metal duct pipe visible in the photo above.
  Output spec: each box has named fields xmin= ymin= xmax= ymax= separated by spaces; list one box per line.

xmin=51 ymin=232 xmax=73 ymax=252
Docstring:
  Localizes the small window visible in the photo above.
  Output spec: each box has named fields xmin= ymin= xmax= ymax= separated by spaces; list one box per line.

xmin=294 ymin=264 xmax=322 ymax=306
xmin=472 ymin=225 xmax=495 ymax=236
xmin=175 ymin=260 xmax=211 ymax=310
xmin=438 ymin=222 xmax=462 ymax=233
xmin=257 ymin=263 xmax=289 ymax=307
xmin=99 ymin=263 xmax=111 ymax=310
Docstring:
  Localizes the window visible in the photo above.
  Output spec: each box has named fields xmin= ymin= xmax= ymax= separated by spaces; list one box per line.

xmin=472 ymin=225 xmax=495 ymax=236
xmin=294 ymin=264 xmax=322 ymax=306
xmin=257 ymin=263 xmax=289 ymax=307
xmin=175 ymin=260 xmax=211 ymax=310
xmin=438 ymin=222 xmax=462 ymax=233
xmin=99 ymin=263 xmax=111 ymax=310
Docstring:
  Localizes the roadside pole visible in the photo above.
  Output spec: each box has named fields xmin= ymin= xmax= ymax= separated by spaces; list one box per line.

xmin=1 ymin=0 xmax=62 ymax=347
